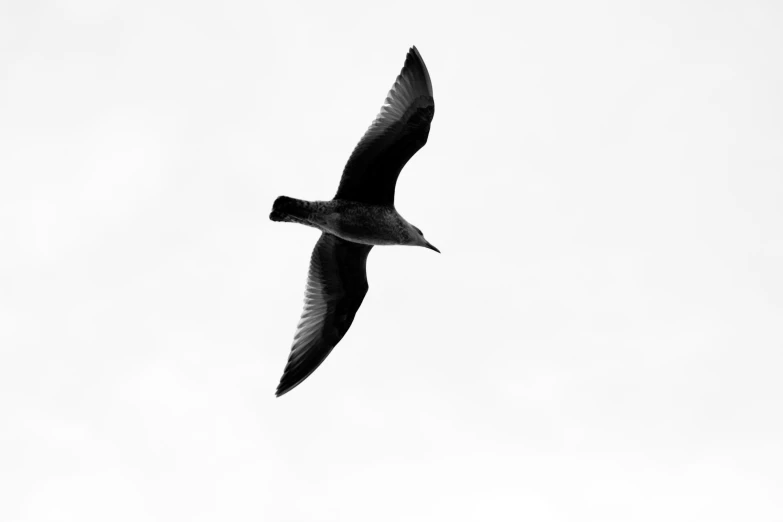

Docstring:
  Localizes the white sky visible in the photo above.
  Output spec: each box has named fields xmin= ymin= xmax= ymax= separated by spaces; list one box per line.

xmin=2 ymin=0 xmax=782 ymax=520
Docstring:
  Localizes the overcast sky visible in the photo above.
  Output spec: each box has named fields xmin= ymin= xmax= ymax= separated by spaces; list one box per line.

xmin=2 ymin=0 xmax=782 ymax=520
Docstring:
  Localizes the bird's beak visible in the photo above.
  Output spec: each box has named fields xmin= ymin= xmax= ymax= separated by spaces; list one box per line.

xmin=424 ymin=240 xmax=440 ymax=253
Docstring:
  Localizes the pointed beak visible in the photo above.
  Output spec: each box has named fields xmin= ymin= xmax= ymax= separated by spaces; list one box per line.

xmin=424 ymin=240 xmax=440 ymax=253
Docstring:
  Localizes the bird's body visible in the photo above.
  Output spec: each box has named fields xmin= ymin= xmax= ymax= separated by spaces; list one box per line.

xmin=270 ymin=46 xmax=438 ymax=396
xmin=271 ymin=197 xmax=421 ymax=247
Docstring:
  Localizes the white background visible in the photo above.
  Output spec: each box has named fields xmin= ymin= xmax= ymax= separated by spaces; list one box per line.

xmin=2 ymin=1 xmax=782 ymax=520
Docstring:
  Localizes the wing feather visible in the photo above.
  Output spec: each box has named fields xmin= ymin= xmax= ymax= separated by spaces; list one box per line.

xmin=276 ymin=233 xmax=373 ymax=397
xmin=334 ymin=46 xmax=435 ymax=205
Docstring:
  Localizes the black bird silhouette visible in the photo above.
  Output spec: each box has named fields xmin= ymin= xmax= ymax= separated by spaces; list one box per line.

xmin=270 ymin=46 xmax=437 ymax=396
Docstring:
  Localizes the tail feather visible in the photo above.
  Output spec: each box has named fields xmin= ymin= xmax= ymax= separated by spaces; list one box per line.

xmin=269 ymin=196 xmax=311 ymax=223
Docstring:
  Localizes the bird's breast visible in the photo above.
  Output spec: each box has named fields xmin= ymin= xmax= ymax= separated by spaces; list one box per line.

xmin=318 ymin=201 xmax=407 ymax=246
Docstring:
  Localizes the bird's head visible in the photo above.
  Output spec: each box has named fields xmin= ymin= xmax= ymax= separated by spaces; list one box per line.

xmin=409 ymin=224 xmax=440 ymax=253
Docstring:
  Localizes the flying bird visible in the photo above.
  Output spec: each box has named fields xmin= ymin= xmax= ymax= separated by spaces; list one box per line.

xmin=269 ymin=46 xmax=438 ymax=397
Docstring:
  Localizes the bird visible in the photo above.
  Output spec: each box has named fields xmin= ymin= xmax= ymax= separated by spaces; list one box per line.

xmin=269 ymin=46 xmax=438 ymax=397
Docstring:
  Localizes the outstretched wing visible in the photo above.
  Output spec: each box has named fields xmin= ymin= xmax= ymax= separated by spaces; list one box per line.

xmin=276 ymin=233 xmax=373 ymax=397
xmin=334 ymin=46 xmax=435 ymax=206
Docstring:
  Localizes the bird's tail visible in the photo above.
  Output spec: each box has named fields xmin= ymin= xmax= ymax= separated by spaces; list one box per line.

xmin=269 ymin=196 xmax=312 ymax=224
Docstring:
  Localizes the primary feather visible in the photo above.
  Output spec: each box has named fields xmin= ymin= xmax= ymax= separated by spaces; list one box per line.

xmin=335 ymin=46 xmax=435 ymax=205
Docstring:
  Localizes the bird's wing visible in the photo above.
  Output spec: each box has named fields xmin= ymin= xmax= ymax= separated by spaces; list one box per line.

xmin=276 ymin=233 xmax=373 ymax=397
xmin=334 ymin=46 xmax=435 ymax=206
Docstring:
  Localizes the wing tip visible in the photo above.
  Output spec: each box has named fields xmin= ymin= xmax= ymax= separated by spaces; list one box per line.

xmin=274 ymin=384 xmax=291 ymax=397
xmin=407 ymin=45 xmax=423 ymax=65
xmin=404 ymin=45 xmax=432 ymax=96
xmin=274 ymin=359 xmax=310 ymax=397
xmin=275 ymin=370 xmax=305 ymax=397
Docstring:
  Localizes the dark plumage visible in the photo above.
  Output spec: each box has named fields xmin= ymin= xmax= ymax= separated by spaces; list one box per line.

xmin=271 ymin=46 xmax=438 ymax=397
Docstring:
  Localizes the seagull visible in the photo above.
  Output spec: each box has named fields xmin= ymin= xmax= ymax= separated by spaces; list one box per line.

xmin=269 ymin=46 xmax=438 ymax=397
